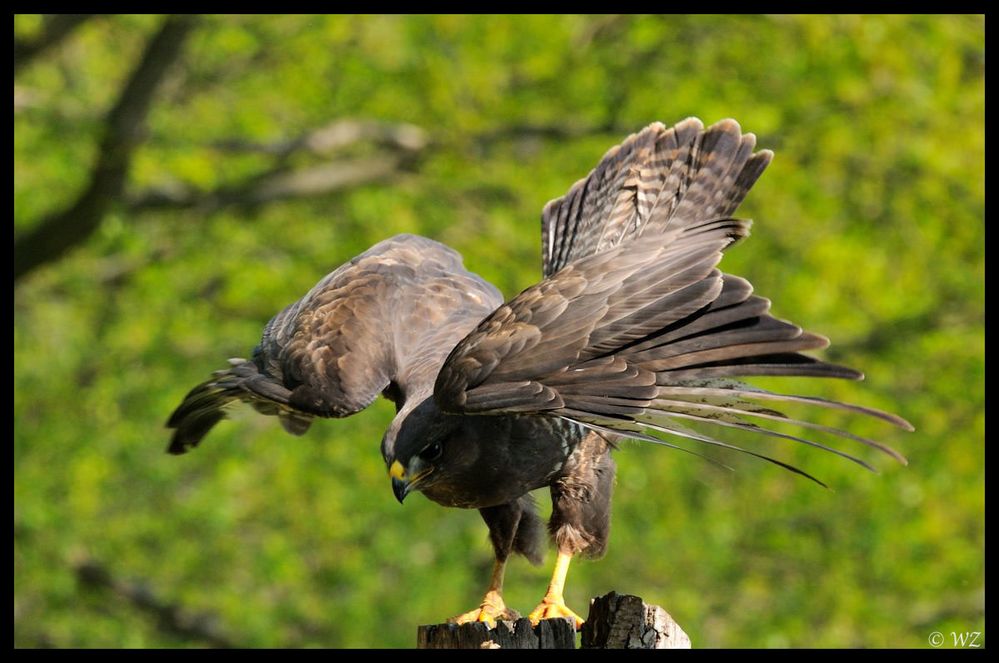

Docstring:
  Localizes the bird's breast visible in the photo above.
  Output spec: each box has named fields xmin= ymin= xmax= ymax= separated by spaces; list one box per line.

xmin=418 ymin=415 xmax=586 ymax=509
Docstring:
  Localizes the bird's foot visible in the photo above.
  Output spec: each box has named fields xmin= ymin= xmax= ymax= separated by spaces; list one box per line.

xmin=448 ymin=590 xmax=520 ymax=626
xmin=528 ymin=596 xmax=585 ymax=629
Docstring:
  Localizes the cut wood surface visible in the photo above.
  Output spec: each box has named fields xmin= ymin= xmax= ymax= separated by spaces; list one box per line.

xmin=581 ymin=591 xmax=691 ymax=649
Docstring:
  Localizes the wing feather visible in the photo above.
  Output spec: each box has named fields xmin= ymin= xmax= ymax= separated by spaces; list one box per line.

xmin=541 ymin=118 xmax=771 ymax=277
xmin=439 ymin=119 xmax=909 ymax=478
xmin=167 ymin=234 xmax=502 ymax=453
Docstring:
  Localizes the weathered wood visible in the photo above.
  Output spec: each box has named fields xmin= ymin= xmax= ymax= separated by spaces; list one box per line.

xmin=580 ymin=592 xmax=691 ymax=649
xmin=417 ymin=592 xmax=689 ymax=649
xmin=417 ymin=618 xmax=576 ymax=649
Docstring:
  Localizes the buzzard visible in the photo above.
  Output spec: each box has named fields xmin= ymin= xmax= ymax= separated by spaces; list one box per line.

xmin=167 ymin=118 xmax=911 ymax=628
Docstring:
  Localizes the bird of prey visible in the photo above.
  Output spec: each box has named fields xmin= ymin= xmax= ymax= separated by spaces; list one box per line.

xmin=167 ymin=118 xmax=911 ymax=628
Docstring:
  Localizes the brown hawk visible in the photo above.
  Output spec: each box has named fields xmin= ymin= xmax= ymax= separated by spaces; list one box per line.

xmin=167 ymin=118 xmax=911 ymax=627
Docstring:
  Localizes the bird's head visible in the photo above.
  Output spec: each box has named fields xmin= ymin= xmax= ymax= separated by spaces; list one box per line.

xmin=381 ymin=395 xmax=518 ymax=507
xmin=381 ymin=396 xmax=464 ymax=504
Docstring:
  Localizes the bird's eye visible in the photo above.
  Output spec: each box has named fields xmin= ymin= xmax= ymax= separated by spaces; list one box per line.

xmin=420 ymin=442 xmax=443 ymax=462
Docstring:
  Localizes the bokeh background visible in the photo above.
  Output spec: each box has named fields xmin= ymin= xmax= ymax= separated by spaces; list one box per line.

xmin=14 ymin=15 xmax=984 ymax=648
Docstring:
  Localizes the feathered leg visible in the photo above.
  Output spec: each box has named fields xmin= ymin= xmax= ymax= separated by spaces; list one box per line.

xmin=531 ymin=431 xmax=616 ymax=629
xmin=451 ymin=495 xmax=544 ymax=625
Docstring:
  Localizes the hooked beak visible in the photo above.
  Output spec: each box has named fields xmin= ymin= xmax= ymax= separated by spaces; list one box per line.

xmin=389 ymin=460 xmax=409 ymax=503
xmin=389 ymin=459 xmax=431 ymax=504
xmin=392 ymin=476 xmax=409 ymax=504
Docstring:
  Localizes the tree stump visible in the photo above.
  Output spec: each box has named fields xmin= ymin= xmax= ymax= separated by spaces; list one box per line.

xmin=417 ymin=618 xmax=576 ymax=649
xmin=581 ymin=592 xmax=691 ymax=649
xmin=417 ymin=592 xmax=689 ymax=649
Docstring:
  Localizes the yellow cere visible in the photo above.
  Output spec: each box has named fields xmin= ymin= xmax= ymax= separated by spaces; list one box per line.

xmin=389 ymin=460 xmax=406 ymax=480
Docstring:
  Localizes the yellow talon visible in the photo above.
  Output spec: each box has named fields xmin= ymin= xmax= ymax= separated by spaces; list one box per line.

xmin=449 ymin=589 xmax=520 ymax=626
xmin=528 ymin=550 xmax=585 ymax=629
xmin=449 ymin=560 xmax=519 ymax=626
xmin=527 ymin=598 xmax=585 ymax=629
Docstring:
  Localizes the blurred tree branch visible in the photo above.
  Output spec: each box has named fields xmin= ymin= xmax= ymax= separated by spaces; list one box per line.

xmin=126 ymin=120 xmax=429 ymax=214
xmin=75 ymin=558 xmax=234 ymax=648
xmin=13 ymin=14 xmax=96 ymax=74
xmin=826 ymin=300 xmax=970 ymax=359
xmin=209 ymin=118 xmax=429 ymax=160
xmin=123 ymin=119 xmax=620 ymax=218
xmin=12 ymin=14 xmax=622 ymax=284
xmin=126 ymin=154 xmax=416 ymax=214
xmin=14 ymin=14 xmax=197 ymax=283
xmin=121 ymin=119 xmax=624 ymax=221
xmin=471 ymin=121 xmax=621 ymax=148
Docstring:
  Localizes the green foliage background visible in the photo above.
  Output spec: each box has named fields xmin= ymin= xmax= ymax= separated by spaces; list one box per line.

xmin=14 ymin=15 xmax=983 ymax=648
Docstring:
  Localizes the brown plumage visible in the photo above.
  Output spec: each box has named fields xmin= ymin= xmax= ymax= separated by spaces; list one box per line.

xmin=167 ymin=118 xmax=911 ymax=627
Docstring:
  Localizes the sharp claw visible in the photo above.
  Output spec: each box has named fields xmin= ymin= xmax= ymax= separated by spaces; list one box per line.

xmin=449 ymin=608 xmax=520 ymax=626
xmin=449 ymin=591 xmax=520 ymax=626
xmin=527 ymin=599 xmax=585 ymax=629
xmin=449 ymin=610 xmax=495 ymax=626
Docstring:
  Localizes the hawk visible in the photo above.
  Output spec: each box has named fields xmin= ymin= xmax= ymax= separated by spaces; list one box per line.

xmin=167 ymin=118 xmax=911 ymax=628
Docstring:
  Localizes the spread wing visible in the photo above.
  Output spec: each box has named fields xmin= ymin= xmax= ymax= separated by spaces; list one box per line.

xmin=541 ymin=117 xmax=771 ymax=276
xmin=167 ymin=234 xmax=503 ymax=454
xmin=438 ymin=119 xmax=911 ymax=482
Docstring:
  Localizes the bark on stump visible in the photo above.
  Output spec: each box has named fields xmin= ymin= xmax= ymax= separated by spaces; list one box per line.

xmin=581 ymin=591 xmax=691 ymax=649
xmin=417 ymin=618 xmax=576 ymax=649
xmin=417 ymin=592 xmax=689 ymax=649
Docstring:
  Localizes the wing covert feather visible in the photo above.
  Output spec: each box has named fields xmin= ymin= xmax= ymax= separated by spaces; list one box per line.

xmin=437 ymin=118 xmax=909 ymax=469
xmin=167 ymin=234 xmax=502 ymax=453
